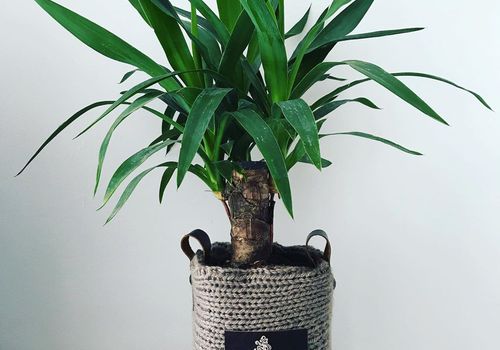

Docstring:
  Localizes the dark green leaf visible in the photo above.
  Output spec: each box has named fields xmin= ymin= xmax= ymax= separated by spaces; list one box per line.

xmin=240 ymin=0 xmax=289 ymax=102
xmin=217 ymin=0 xmax=242 ymax=31
xmin=159 ymin=166 xmax=176 ymax=203
xmin=277 ymin=99 xmax=322 ymax=170
xmin=95 ymin=91 xmax=164 ymax=194
xmin=314 ymin=97 xmax=380 ymax=119
xmin=34 ymin=0 xmax=179 ymax=91
xmin=309 ymin=27 xmax=424 ymax=53
xmin=103 ymin=140 xmax=176 ymax=204
xmin=177 ymin=88 xmax=232 ymax=187
xmin=16 ymin=101 xmax=114 ymax=176
xmin=138 ymin=0 xmax=201 ymax=87
xmin=345 ymin=60 xmax=448 ymax=125
xmin=322 ymin=132 xmax=423 ymax=155
xmin=285 ymin=5 xmax=310 ymax=39
xmin=231 ymin=109 xmax=293 ymax=217
xmin=75 ymin=72 xmax=189 ymax=138
xmin=119 ymin=69 xmax=140 ymax=84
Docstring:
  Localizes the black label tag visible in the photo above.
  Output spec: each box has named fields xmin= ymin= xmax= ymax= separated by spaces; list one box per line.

xmin=225 ymin=329 xmax=308 ymax=350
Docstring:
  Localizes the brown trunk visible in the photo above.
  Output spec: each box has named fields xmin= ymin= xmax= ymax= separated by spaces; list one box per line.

xmin=223 ymin=162 xmax=275 ymax=267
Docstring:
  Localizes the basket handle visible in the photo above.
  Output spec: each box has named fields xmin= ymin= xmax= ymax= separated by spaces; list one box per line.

xmin=306 ymin=229 xmax=332 ymax=265
xmin=181 ymin=229 xmax=212 ymax=261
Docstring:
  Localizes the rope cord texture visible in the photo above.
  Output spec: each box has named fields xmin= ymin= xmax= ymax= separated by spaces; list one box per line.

xmin=189 ymin=243 xmax=335 ymax=350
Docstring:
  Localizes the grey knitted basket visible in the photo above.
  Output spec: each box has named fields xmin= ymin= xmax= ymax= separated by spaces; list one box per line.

xmin=181 ymin=230 xmax=335 ymax=350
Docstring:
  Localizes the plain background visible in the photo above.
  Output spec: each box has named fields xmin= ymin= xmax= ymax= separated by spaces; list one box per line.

xmin=1 ymin=0 xmax=499 ymax=349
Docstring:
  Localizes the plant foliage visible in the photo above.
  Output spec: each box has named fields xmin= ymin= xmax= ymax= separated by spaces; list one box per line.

xmin=20 ymin=0 xmax=490 ymax=221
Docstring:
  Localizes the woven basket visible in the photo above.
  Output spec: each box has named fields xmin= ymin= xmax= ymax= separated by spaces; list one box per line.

xmin=181 ymin=230 xmax=335 ymax=350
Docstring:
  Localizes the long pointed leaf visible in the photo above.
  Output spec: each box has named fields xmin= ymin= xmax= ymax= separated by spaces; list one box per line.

xmin=95 ymin=91 xmax=164 ymax=194
xmin=322 ymin=132 xmax=423 ymax=155
xmin=285 ymin=6 xmax=310 ymax=39
xmin=344 ymin=60 xmax=448 ymax=125
xmin=177 ymin=88 xmax=232 ymax=187
xmin=34 ymin=0 xmax=179 ymax=91
xmin=314 ymin=97 xmax=380 ymax=119
xmin=103 ymin=140 xmax=175 ymax=204
xmin=277 ymin=99 xmax=322 ymax=170
xmin=16 ymin=101 xmax=114 ymax=176
xmin=217 ymin=0 xmax=242 ymax=32
xmin=231 ymin=109 xmax=293 ymax=217
xmin=138 ymin=0 xmax=201 ymax=87
xmin=240 ymin=0 xmax=288 ymax=102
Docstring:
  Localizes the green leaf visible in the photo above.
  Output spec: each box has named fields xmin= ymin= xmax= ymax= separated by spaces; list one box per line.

xmin=392 ymin=72 xmax=493 ymax=110
xmin=231 ymin=109 xmax=293 ymax=217
xmin=16 ymin=101 xmax=115 ymax=176
xmin=119 ymin=69 xmax=140 ymax=84
xmin=159 ymin=166 xmax=176 ymax=203
xmin=314 ymin=97 xmax=380 ymax=119
xmin=300 ymin=156 xmax=333 ymax=168
xmin=291 ymin=0 xmax=373 ymax=84
xmin=322 ymin=132 xmax=423 ymax=155
xmin=34 ymin=0 xmax=179 ymax=91
xmin=75 ymin=72 xmax=188 ymax=138
xmin=240 ymin=0 xmax=289 ymax=102
xmin=291 ymin=62 xmax=341 ymax=98
xmin=138 ymin=0 xmax=201 ymax=87
xmin=95 ymin=91 xmax=164 ymax=194
xmin=188 ymin=0 xmax=230 ymax=45
xmin=103 ymin=140 xmax=176 ymax=205
xmin=106 ymin=165 xmax=162 ymax=223
xmin=217 ymin=0 xmax=242 ymax=32
xmin=177 ymin=88 xmax=232 ymax=187
xmin=219 ymin=10 xmax=254 ymax=87
xmin=312 ymin=0 xmax=374 ymax=49
xmin=309 ymin=27 xmax=424 ymax=53
xmin=344 ymin=60 xmax=448 ymax=125
xmin=285 ymin=5 xmax=310 ymax=39
xmin=277 ymin=99 xmax=322 ymax=170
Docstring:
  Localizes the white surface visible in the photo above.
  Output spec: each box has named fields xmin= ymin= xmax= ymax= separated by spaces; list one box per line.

xmin=1 ymin=1 xmax=499 ymax=349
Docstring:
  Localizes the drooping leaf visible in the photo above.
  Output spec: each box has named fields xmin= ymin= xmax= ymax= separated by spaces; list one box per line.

xmin=392 ymin=72 xmax=492 ymax=110
xmin=103 ymin=140 xmax=176 ymax=204
xmin=240 ymin=0 xmax=289 ymax=102
xmin=95 ymin=91 xmax=165 ymax=194
xmin=277 ymin=99 xmax=322 ymax=170
xmin=231 ymin=109 xmax=293 ymax=217
xmin=322 ymin=132 xmax=423 ymax=155
xmin=75 ymin=72 xmax=189 ymax=138
xmin=344 ymin=60 xmax=448 ymax=125
xmin=314 ymin=97 xmax=380 ymax=119
xmin=177 ymin=88 xmax=232 ymax=187
xmin=285 ymin=6 xmax=311 ymax=39
xmin=106 ymin=163 xmax=172 ymax=223
xmin=16 ymin=101 xmax=115 ymax=176
xmin=159 ymin=166 xmax=177 ymax=203
xmin=34 ymin=0 xmax=179 ymax=91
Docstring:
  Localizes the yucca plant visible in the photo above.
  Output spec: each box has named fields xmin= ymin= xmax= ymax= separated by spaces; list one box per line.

xmin=19 ymin=0 xmax=490 ymax=266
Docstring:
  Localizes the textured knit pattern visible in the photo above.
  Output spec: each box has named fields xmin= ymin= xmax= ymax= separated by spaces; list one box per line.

xmin=190 ymin=244 xmax=335 ymax=350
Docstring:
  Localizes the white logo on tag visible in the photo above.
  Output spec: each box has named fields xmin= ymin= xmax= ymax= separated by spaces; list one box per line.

xmin=254 ymin=336 xmax=272 ymax=350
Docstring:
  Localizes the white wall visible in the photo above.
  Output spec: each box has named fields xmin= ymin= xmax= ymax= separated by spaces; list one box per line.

xmin=1 ymin=1 xmax=499 ymax=349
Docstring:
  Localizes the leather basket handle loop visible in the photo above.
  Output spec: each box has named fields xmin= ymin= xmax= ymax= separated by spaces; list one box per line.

xmin=181 ymin=229 xmax=212 ymax=261
xmin=306 ymin=229 xmax=332 ymax=265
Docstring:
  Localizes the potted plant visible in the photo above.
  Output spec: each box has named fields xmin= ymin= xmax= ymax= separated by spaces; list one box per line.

xmin=19 ymin=0 xmax=490 ymax=349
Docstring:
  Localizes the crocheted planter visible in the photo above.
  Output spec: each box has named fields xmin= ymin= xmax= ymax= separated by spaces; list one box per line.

xmin=182 ymin=230 xmax=335 ymax=350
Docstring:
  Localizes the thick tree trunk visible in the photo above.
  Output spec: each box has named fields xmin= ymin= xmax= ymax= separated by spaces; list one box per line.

xmin=224 ymin=162 xmax=275 ymax=267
